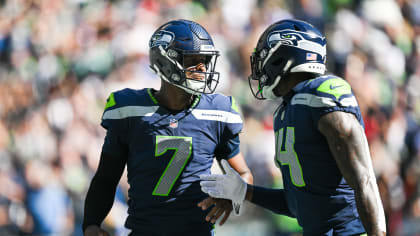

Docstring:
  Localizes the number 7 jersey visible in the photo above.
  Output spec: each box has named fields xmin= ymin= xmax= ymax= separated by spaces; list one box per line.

xmin=273 ymin=75 xmax=366 ymax=235
xmin=100 ymin=88 xmax=243 ymax=233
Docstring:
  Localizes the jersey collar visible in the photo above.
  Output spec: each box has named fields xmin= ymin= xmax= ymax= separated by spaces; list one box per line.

xmin=147 ymin=88 xmax=202 ymax=109
xmin=190 ymin=94 xmax=201 ymax=109
xmin=293 ymin=80 xmax=309 ymax=93
xmin=282 ymin=80 xmax=309 ymax=104
xmin=147 ymin=88 xmax=159 ymax=104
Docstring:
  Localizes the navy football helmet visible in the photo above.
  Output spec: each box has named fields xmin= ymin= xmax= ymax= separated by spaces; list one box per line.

xmin=149 ymin=20 xmax=220 ymax=95
xmin=249 ymin=19 xmax=327 ymax=99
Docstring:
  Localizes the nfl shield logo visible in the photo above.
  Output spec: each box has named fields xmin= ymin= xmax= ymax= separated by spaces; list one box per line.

xmin=169 ymin=119 xmax=178 ymax=129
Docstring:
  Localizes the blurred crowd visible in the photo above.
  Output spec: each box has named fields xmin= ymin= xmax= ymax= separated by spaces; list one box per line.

xmin=0 ymin=0 xmax=419 ymax=235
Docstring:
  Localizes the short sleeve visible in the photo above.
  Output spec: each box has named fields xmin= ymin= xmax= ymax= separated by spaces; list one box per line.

xmin=215 ymin=133 xmax=240 ymax=160
xmin=101 ymin=92 xmax=117 ymax=130
xmin=214 ymin=96 xmax=243 ymax=160
xmin=224 ymin=96 xmax=243 ymax=136
xmin=304 ymin=78 xmax=364 ymax=127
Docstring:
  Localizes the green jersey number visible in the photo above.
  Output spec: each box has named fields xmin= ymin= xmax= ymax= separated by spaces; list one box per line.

xmin=153 ymin=136 xmax=192 ymax=196
xmin=275 ymin=127 xmax=306 ymax=187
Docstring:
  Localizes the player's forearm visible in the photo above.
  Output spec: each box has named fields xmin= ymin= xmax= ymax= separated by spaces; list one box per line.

xmin=246 ymin=184 xmax=294 ymax=217
xmin=319 ymin=112 xmax=386 ymax=235
xmin=349 ymin=126 xmax=386 ymax=235
xmin=83 ymin=151 xmax=126 ymax=232
xmin=226 ymin=152 xmax=254 ymax=185
xmin=82 ymin=174 xmax=118 ymax=232
xmin=354 ymin=178 xmax=386 ymax=235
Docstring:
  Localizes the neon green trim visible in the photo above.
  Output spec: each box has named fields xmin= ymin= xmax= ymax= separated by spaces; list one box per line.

xmin=258 ymin=84 xmax=263 ymax=93
xmin=231 ymin=97 xmax=239 ymax=113
xmin=191 ymin=95 xmax=201 ymax=108
xmin=104 ymin=93 xmax=116 ymax=110
xmin=274 ymin=130 xmax=280 ymax=167
xmin=316 ymin=78 xmax=351 ymax=100
xmin=288 ymin=127 xmax=305 ymax=187
xmin=153 ymin=149 xmax=180 ymax=196
xmin=359 ymin=234 xmax=367 ymax=236
xmin=147 ymin=88 xmax=158 ymax=104
xmin=152 ymin=136 xmax=192 ymax=196
xmin=276 ymin=127 xmax=306 ymax=187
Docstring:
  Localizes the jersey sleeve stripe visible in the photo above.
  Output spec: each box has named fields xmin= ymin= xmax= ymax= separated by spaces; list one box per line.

xmin=191 ymin=109 xmax=243 ymax=123
xmin=339 ymin=96 xmax=359 ymax=107
xmin=102 ymin=106 xmax=159 ymax=120
xmin=291 ymin=93 xmax=358 ymax=107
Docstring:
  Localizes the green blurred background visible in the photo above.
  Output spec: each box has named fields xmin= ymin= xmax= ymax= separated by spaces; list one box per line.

xmin=0 ymin=0 xmax=419 ymax=235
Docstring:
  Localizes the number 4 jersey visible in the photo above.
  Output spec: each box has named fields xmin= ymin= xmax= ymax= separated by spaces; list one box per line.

xmin=100 ymin=88 xmax=243 ymax=233
xmin=274 ymin=75 xmax=366 ymax=235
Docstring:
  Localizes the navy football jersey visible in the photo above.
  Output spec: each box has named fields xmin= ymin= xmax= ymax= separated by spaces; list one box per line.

xmin=101 ymin=88 xmax=242 ymax=233
xmin=273 ymin=75 xmax=366 ymax=235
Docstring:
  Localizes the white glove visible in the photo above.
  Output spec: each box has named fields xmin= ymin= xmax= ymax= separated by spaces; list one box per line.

xmin=200 ymin=159 xmax=247 ymax=215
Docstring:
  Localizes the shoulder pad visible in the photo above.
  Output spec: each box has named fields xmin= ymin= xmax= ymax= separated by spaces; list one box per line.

xmin=103 ymin=88 xmax=143 ymax=112
xmin=104 ymin=92 xmax=117 ymax=110
xmin=212 ymin=93 xmax=241 ymax=114
xmin=315 ymin=76 xmax=352 ymax=100
xmin=291 ymin=75 xmax=358 ymax=108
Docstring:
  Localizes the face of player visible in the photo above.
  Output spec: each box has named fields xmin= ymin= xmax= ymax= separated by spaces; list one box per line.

xmin=184 ymin=55 xmax=207 ymax=81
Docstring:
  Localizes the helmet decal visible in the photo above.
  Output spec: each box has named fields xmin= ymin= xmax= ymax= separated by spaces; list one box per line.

xmin=267 ymin=30 xmax=326 ymax=59
xmin=149 ymin=30 xmax=175 ymax=49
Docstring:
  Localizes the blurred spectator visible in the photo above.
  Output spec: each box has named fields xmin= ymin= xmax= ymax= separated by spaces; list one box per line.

xmin=0 ymin=0 xmax=419 ymax=235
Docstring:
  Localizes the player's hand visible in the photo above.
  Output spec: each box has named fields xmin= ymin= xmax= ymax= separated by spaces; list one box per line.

xmin=84 ymin=225 xmax=111 ymax=236
xmin=200 ymin=159 xmax=247 ymax=214
xmin=198 ymin=197 xmax=232 ymax=225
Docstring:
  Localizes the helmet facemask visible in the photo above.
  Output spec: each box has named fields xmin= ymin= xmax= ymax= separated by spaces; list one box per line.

xmin=151 ymin=45 xmax=220 ymax=95
xmin=149 ymin=21 xmax=221 ymax=95
xmin=179 ymin=50 xmax=220 ymax=95
xmin=249 ymin=42 xmax=294 ymax=100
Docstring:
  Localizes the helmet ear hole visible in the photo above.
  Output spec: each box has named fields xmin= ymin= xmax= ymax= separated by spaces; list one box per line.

xmin=156 ymin=59 xmax=163 ymax=67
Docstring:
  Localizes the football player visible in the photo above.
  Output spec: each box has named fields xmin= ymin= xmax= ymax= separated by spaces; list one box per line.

xmin=200 ymin=19 xmax=386 ymax=236
xmin=82 ymin=19 xmax=253 ymax=236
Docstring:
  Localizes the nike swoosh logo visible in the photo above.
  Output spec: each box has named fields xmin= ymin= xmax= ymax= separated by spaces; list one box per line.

xmin=329 ymin=84 xmax=344 ymax=90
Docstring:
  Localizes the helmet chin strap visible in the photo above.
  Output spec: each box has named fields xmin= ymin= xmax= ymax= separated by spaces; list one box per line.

xmin=261 ymin=59 xmax=293 ymax=100
xmin=262 ymin=74 xmax=282 ymax=99
xmin=183 ymin=78 xmax=206 ymax=94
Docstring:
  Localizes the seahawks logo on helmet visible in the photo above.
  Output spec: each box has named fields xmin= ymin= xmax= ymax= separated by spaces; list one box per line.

xmin=267 ymin=31 xmax=302 ymax=48
xmin=266 ymin=30 xmax=326 ymax=60
xmin=149 ymin=30 xmax=175 ymax=49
